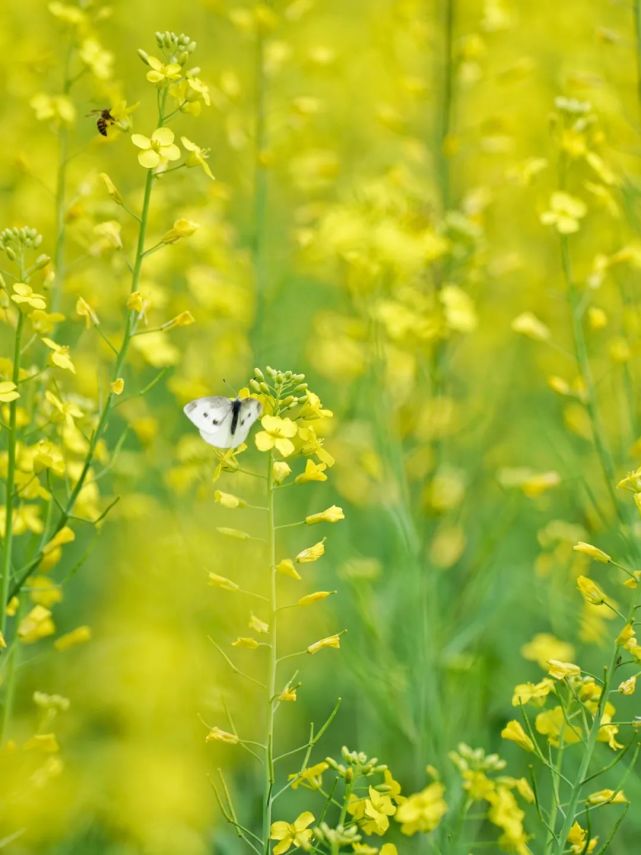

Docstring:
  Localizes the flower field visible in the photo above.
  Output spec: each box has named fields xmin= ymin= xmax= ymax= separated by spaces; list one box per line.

xmin=2 ymin=1 xmax=641 ymax=853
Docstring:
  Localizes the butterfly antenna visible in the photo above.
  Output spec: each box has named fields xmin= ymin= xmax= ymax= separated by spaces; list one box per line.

xmin=221 ymin=377 xmax=239 ymax=397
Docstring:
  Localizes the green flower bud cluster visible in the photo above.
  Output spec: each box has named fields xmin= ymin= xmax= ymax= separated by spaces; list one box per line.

xmin=0 ymin=227 xmax=44 ymax=263
xmin=250 ymin=366 xmax=310 ymax=416
xmin=314 ymin=822 xmax=361 ymax=847
xmin=325 ymin=746 xmax=387 ymax=780
xmin=155 ymin=30 xmax=196 ymax=65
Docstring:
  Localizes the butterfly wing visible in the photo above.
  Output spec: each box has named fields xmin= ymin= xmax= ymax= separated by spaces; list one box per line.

xmin=229 ymin=398 xmax=263 ymax=446
xmin=183 ymin=396 xmax=262 ymax=449
xmin=183 ymin=396 xmax=235 ymax=448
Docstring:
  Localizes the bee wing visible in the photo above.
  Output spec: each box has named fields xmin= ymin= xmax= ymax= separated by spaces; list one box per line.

xmin=229 ymin=398 xmax=263 ymax=447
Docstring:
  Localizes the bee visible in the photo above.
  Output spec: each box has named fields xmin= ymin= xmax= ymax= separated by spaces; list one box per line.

xmin=88 ymin=108 xmax=116 ymax=137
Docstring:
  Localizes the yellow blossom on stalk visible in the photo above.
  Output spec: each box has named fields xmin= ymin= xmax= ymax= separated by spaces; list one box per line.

xmin=181 ymin=137 xmax=215 ymax=179
xmin=276 ymin=559 xmax=301 ymax=580
xmin=617 ymin=467 xmax=641 ymax=492
xmin=42 ymin=526 xmax=75 ymax=555
xmin=278 ymin=686 xmax=297 ymax=702
xmin=208 ymin=572 xmax=239 ymax=591
xmin=573 ymin=541 xmax=611 ymax=563
xmin=577 ymin=575 xmax=606 ymax=605
xmin=501 ymin=720 xmax=535 ymax=753
xmin=297 ymin=591 xmax=334 ymax=606
xmin=18 ymin=605 xmax=55 ymax=644
xmin=541 ymin=191 xmax=587 ymax=233
xmin=30 ymin=93 xmax=75 ymax=124
xmin=270 ymin=812 xmax=315 ymax=854
xmin=41 ymin=337 xmax=75 ymax=373
xmin=145 ymin=55 xmax=182 ymax=84
xmin=567 ymin=822 xmax=597 ymax=854
xmin=24 ymin=733 xmax=60 ymax=753
xmin=535 ymin=706 xmax=582 ymax=747
xmin=231 ymin=636 xmax=260 ymax=649
xmin=547 ymin=659 xmax=581 ymax=679
xmin=512 ymin=678 xmax=554 ymax=706
xmin=296 ymin=539 xmax=326 ymax=563
xmin=205 ymin=726 xmax=239 ymax=745
xmin=486 ymin=785 xmax=529 ymax=855
xmin=511 ymin=312 xmax=550 ymax=341
xmin=162 ymin=218 xmax=200 ymax=244
xmin=618 ymin=675 xmax=636 ymax=695
xmin=305 ymin=505 xmax=345 ymax=524
xmin=307 ymin=633 xmax=342 ymax=654
xmin=29 ymin=576 xmax=62 ymax=607
xmin=164 ymin=310 xmax=195 ymax=329
xmin=100 ymin=172 xmax=124 ymax=204
xmin=79 ymin=37 xmax=113 ymax=79
xmin=131 ymin=127 xmax=181 ymax=169
xmin=0 ymin=381 xmax=19 ymax=403
xmin=0 ymin=631 xmax=6 ymax=649
xmin=76 ymin=296 xmax=100 ymax=328
xmin=6 ymin=597 xmax=18 ymax=617
xmin=290 ymin=761 xmax=328 ymax=790
xmin=12 ymin=283 xmax=47 ymax=311
xmin=521 ymin=633 xmax=575 ymax=668
xmin=348 ymin=787 xmax=396 ymax=835
xmin=597 ymin=703 xmax=623 ymax=750
xmin=255 ymin=415 xmax=298 ymax=457
xmin=395 ymin=782 xmax=447 ymax=835
xmin=110 ymin=378 xmax=124 ymax=395
xmin=248 ymin=613 xmax=268 ymax=634
xmin=295 ymin=459 xmax=327 ymax=483
xmin=54 ymin=625 xmax=91 ymax=651
xmin=586 ymin=788 xmax=627 ymax=806
xmin=272 ymin=461 xmax=291 ymax=483
xmin=127 ymin=291 xmax=145 ymax=312
xmin=214 ymin=490 xmax=246 ymax=509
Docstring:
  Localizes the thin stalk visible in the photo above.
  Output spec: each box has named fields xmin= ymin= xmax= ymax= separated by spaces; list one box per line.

xmin=0 ymin=312 xmax=25 ymax=631
xmin=634 ymin=0 xmax=641 ymax=124
xmin=50 ymin=38 xmax=74 ymax=313
xmin=250 ymin=16 xmax=269 ymax=350
xmin=7 ymin=163 xmax=156 ymax=604
xmin=560 ymin=236 xmax=624 ymax=524
xmin=0 ymin=638 xmax=19 ymax=743
xmin=262 ymin=450 xmax=277 ymax=852
xmin=552 ymin=646 xmax=619 ymax=854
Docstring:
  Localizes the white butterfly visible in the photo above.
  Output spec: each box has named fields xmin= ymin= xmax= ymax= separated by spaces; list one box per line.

xmin=183 ymin=395 xmax=263 ymax=449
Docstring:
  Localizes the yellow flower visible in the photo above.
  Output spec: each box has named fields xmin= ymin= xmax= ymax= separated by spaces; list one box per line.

xmin=208 ymin=573 xmax=240 ymax=591
xmin=255 ymin=415 xmax=298 ymax=457
xmin=145 ymin=55 xmax=182 ymax=84
xmin=289 ymin=761 xmax=328 ymax=790
xmin=100 ymin=172 xmax=124 ymax=204
xmin=297 ymin=591 xmax=335 ymax=606
xmin=270 ymin=811 xmax=315 ymax=855
xmin=127 ymin=291 xmax=146 ymax=313
xmin=395 ymin=782 xmax=447 ymax=835
xmin=53 ymin=625 xmax=91 ymax=651
xmin=76 ymin=296 xmax=100 ymax=328
xmin=573 ymin=541 xmax=611 ymax=563
xmin=18 ymin=605 xmax=55 ymax=644
xmin=278 ymin=684 xmax=297 ymax=702
xmin=110 ymin=378 xmax=125 ymax=395
xmin=162 ymin=218 xmax=200 ymax=244
xmin=295 ymin=459 xmax=328 ymax=483
xmin=30 ymin=93 xmax=75 ymax=124
xmin=305 ymin=505 xmax=345 ymax=524
xmin=0 ymin=631 xmax=6 ymax=649
xmin=79 ymin=37 xmax=113 ymax=80
xmin=181 ymin=136 xmax=215 ymax=179
xmin=296 ymin=539 xmax=326 ymax=563
xmin=214 ymin=490 xmax=246 ymax=509
xmin=541 ymin=191 xmax=587 ymax=234
xmin=577 ymin=575 xmax=606 ymax=605
xmin=511 ymin=312 xmax=550 ymax=341
xmin=618 ymin=675 xmax=636 ymax=695
xmin=547 ymin=659 xmax=581 ymax=679
xmin=12 ymin=283 xmax=47 ymax=311
xmin=0 ymin=381 xmax=19 ymax=403
xmin=272 ymin=461 xmax=292 ymax=483
xmin=249 ymin=613 xmax=269 ymax=634
xmin=205 ymin=726 xmax=239 ymax=745
xmin=41 ymin=337 xmax=75 ymax=373
xmin=42 ymin=526 xmax=75 ymax=554
xmin=131 ymin=127 xmax=181 ymax=169
xmin=307 ymin=633 xmax=342 ymax=655
xmin=567 ymin=821 xmax=598 ymax=854
xmin=231 ymin=637 xmax=261 ymax=649
xmin=276 ymin=559 xmax=301 ymax=580
xmin=512 ymin=678 xmax=554 ymax=706
xmin=535 ymin=706 xmax=582 ymax=747
xmin=500 ymin=720 xmax=534 ymax=753
xmin=586 ymin=788 xmax=627 ymax=806
xmin=29 ymin=576 xmax=63 ymax=608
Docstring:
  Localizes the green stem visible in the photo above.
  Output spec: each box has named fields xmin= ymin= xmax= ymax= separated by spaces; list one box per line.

xmin=262 ymin=451 xmax=277 ymax=852
xmin=634 ymin=0 xmax=641 ymax=124
xmin=552 ymin=647 xmax=619 ymax=854
xmin=436 ymin=0 xmax=455 ymax=213
xmin=250 ymin=21 xmax=269 ymax=351
xmin=560 ymin=236 xmax=624 ymax=524
xmin=1 ymin=312 xmax=24 ymax=631
xmin=7 ymin=168 xmax=156 ymax=604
